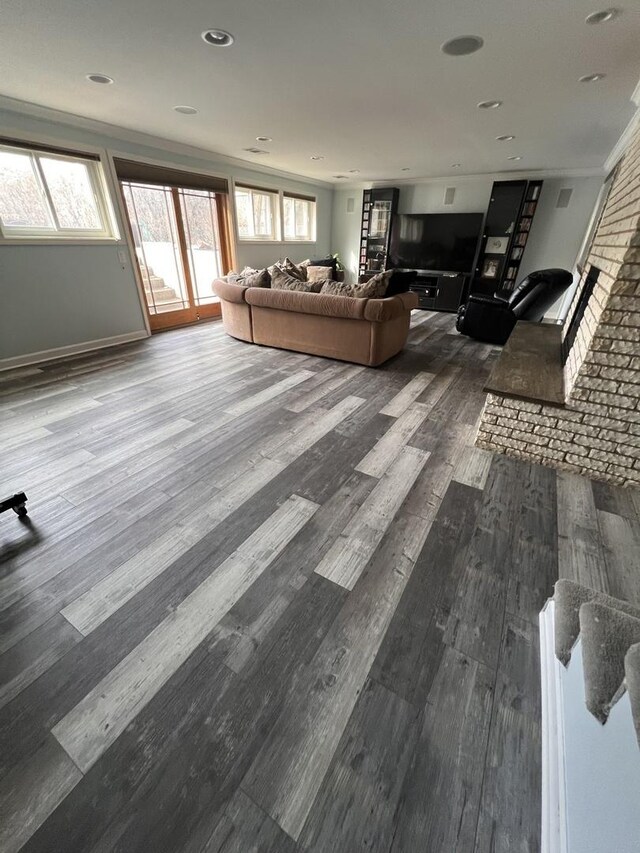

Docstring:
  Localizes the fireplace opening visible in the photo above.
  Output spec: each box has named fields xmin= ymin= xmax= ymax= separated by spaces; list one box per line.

xmin=561 ymin=265 xmax=601 ymax=365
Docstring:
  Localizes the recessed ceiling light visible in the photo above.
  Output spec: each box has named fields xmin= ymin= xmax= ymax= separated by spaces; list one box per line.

xmin=400 ymin=167 xmax=411 ymax=171
xmin=173 ymin=105 xmax=198 ymax=115
xmin=507 ymin=155 xmax=523 ymax=161
xmin=256 ymin=136 xmax=272 ymax=142
xmin=586 ymin=8 xmax=619 ymax=24
xmin=310 ymin=155 xmax=325 ymax=161
xmin=579 ymin=73 xmax=606 ymax=83
xmin=86 ymin=73 xmax=113 ymax=85
xmin=441 ymin=35 xmax=484 ymax=56
xmin=201 ymin=29 xmax=234 ymax=47
xmin=348 ymin=169 xmax=360 ymax=174
xmin=333 ymin=175 xmax=347 ymax=179
xmin=496 ymin=135 xmax=516 ymax=141
xmin=478 ymin=100 xmax=502 ymax=109
xmin=243 ymin=147 xmax=269 ymax=154
xmin=451 ymin=163 xmax=462 ymax=168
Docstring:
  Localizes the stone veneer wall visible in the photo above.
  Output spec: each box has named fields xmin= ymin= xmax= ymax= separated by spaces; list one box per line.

xmin=476 ymin=124 xmax=640 ymax=487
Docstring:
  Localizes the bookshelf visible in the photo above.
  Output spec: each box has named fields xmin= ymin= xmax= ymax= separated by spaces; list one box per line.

xmin=358 ymin=187 xmax=399 ymax=280
xmin=471 ymin=179 xmax=543 ymax=295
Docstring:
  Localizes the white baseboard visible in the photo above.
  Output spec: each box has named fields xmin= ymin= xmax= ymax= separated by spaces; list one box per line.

xmin=0 ymin=330 xmax=149 ymax=372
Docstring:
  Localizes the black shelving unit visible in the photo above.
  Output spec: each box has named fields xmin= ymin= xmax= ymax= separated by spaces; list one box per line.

xmin=358 ymin=187 xmax=399 ymax=280
xmin=471 ymin=179 xmax=543 ymax=295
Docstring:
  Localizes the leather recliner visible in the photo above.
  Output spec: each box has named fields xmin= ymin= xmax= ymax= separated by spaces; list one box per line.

xmin=456 ymin=268 xmax=573 ymax=345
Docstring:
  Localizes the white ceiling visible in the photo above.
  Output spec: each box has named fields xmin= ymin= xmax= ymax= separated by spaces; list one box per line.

xmin=2 ymin=0 xmax=640 ymax=183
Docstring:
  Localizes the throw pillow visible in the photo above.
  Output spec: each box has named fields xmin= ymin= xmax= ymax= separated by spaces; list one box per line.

xmin=281 ymin=257 xmax=306 ymax=280
xmin=386 ymin=269 xmax=417 ymax=296
xmin=227 ymin=268 xmax=270 ymax=288
xmin=320 ymin=280 xmax=354 ymax=296
xmin=309 ymin=257 xmax=337 ymax=278
xmin=271 ymin=266 xmax=318 ymax=292
xmin=351 ymin=271 xmax=391 ymax=298
xmin=307 ymin=265 xmax=334 ymax=283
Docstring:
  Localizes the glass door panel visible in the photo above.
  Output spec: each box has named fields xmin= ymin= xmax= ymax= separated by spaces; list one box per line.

xmin=120 ymin=180 xmax=228 ymax=331
xmin=178 ymin=188 xmax=223 ymax=306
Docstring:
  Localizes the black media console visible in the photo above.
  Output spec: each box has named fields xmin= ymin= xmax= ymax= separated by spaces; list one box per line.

xmin=409 ymin=273 xmax=469 ymax=312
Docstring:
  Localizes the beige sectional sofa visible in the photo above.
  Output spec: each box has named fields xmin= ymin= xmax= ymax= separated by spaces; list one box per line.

xmin=213 ymin=278 xmax=417 ymax=366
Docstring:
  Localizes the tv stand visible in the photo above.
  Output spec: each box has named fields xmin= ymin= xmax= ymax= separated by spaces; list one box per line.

xmin=409 ymin=273 xmax=469 ymax=312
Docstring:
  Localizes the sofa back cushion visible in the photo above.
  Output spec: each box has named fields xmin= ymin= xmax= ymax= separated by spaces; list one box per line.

xmin=246 ymin=286 xmax=368 ymax=319
xmin=227 ymin=268 xmax=270 ymax=288
xmin=271 ymin=266 xmax=322 ymax=293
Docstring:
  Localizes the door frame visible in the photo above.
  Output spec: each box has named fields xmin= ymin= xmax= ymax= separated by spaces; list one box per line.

xmin=105 ymin=150 xmax=237 ymax=333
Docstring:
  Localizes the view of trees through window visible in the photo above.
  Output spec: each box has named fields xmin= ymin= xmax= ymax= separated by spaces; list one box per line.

xmin=0 ymin=146 xmax=110 ymax=235
xmin=235 ymin=186 xmax=276 ymax=239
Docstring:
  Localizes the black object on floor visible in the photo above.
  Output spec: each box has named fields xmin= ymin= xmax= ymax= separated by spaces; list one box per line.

xmin=456 ymin=268 xmax=573 ymax=345
xmin=0 ymin=492 xmax=28 ymax=518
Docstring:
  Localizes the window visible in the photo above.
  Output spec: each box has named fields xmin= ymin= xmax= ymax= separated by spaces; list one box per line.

xmin=235 ymin=184 xmax=278 ymax=240
xmin=283 ymin=193 xmax=316 ymax=241
xmin=0 ymin=142 xmax=116 ymax=239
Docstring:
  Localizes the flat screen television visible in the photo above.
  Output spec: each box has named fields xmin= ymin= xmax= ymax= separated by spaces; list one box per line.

xmin=388 ymin=212 xmax=484 ymax=274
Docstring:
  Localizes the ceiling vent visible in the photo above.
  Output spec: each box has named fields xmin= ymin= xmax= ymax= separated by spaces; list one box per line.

xmin=346 ymin=197 xmax=355 ymax=213
xmin=557 ymin=188 xmax=573 ymax=208
xmin=444 ymin=187 xmax=456 ymax=206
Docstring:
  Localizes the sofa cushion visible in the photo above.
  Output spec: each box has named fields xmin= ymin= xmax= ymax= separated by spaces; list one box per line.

xmin=267 ymin=257 xmax=306 ymax=281
xmin=352 ymin=271 xmax=391 ymax=298
xmin=271 ymin=266 xmax=322 ymax=292
xmin=246 ymin=286 xmax=368 ymax=320
xmin=213 ymin=278 xmax=250 ymax=304
xmin=309 ymin=257 xmax=337 ymax=278
xmin=320 ymin=280 xmax=353 ymax=296
xmin=307 ymin=265 xmax=334 ymax=283
xmin=227 ymin=268 xmax=270 ymax=288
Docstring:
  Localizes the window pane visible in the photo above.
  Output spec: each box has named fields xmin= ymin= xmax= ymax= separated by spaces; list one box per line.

xmin=39 ymin=157 xmax=102 ymax=230
xmin=283 ymin=196 xmax=294 ymax=240
xmin=295 ymin=199 xmax=309 ymax=238
xmin=235 ymin=190 xmax=253 ymax=238
xmin=253 ymin=193 xmax=272 ymax=237
xmin=0 ymin=149 xmax=54 ymax=229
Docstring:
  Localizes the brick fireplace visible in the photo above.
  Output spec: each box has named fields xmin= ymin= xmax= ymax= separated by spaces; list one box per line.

xmin=475 ymin=124 xmax=640 ymax=487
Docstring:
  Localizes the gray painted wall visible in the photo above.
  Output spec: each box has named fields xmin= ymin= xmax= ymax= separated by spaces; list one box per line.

xmin=331 ymin=175 xmax=603 ymax=306
xmin=0 ymin=107 xmax=333 ymax=362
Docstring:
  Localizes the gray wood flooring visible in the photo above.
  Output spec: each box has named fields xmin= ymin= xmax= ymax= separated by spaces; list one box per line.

xmin=1 ymin=312 xmax=639 ymax=853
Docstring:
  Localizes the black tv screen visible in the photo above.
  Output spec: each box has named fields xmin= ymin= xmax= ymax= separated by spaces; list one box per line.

xmin=389 ymin=213 xmax=484 ymax=274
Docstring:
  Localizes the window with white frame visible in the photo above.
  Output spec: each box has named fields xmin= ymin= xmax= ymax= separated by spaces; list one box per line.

xmin=234 ymin=184 xmax=278 ymax=240
xmin=283 ymin=193 xmax=316 ymax=241
xmin=0 ymin=142 xmax=116 ymax=239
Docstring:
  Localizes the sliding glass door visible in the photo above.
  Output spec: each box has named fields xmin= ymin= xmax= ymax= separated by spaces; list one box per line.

xmin=121 ymin=181 xmax=231 ymax=331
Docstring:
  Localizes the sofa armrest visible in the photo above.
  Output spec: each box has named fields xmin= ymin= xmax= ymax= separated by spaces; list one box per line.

xmin=245 ymin=286 xmax=367 ymax=319
xmin=364 ymin=291 xmax=418 ymax=322
xmin=213 ymin=278 xmax=249 ymax=304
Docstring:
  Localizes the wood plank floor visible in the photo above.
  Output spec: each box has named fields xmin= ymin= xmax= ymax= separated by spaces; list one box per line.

xmin=1 ymin=313 xmax=639 ymax=853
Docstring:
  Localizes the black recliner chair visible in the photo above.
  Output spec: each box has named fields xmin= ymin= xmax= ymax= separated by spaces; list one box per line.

xmin=456 ymin=268 xmax=573 ymax=345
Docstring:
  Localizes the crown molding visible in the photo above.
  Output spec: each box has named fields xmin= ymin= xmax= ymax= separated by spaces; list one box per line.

xmin=0 ymin=95 xmax=335 ymax=191
xmin=334 ymin=165 xmax=606 ymax=192
xmin=604 ymin=78 xmax=640 ymax=173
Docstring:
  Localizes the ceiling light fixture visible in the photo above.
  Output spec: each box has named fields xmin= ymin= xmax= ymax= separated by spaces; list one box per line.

xmin=400 ymin=167 xmax=411 ymax=171
xmin=348 ymin=169 xmax=360 ymax=174
xmin=333 ymin=175 xmax=347 ymax=179
xmin=496 ymin=135 xmax=516 ymax=141
xmin=507 ymin=155 xmax=523 ymax=161
xmin=201 ymin=29 xmax=235 ymax=47
xmin=579 ymin=73 xmax=606 ymax=82
xmin=451 ymin=163 xmax=462 ymax=168
xmin=585 ymin=8 xmax=619 ymax=24
xmin=256 ymin=136 xmax=272 ymax=142
xmin=310 ymin=155 xmax=325 ymax=161
xmin=86 ymin=73 xmax=114 ymax=85
xmin=173 ymin=105 xmax=198 ymax=115
xmin=478 ymin=100 xmax=502 ymax=109
xmin=243 ymin=147 xmax=269 ymax=154
xmin=441 ymin=35 xmax=484 ymax=56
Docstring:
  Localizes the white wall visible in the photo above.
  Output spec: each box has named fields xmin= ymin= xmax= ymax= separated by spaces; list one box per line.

xmin=332 ymin=175 xmax=603 ymax=300
xmin=0 ymin=106 xmax=333 ymax=364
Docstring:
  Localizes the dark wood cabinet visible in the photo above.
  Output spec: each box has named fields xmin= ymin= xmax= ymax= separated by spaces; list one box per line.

xmin=471 ymin=179 xmax=543 ymax=295
xmin=358 ymin=187 xmax=399 ymax=280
